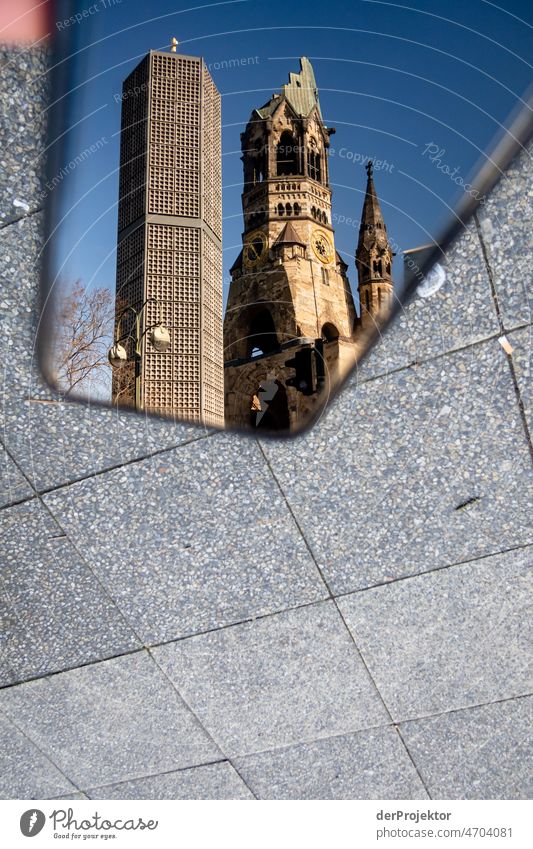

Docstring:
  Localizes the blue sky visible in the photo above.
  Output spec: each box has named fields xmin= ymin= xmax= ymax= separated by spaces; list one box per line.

xmin=53 ymin=0 xmax=532 ymax=306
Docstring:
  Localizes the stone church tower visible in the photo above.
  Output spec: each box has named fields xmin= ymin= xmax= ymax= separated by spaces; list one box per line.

xmin=224 ymin=58 xmax=392 ymax=432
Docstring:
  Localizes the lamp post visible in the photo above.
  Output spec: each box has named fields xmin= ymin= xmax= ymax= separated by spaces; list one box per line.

xmin=108 ymin=298 xmax=170 ymax=410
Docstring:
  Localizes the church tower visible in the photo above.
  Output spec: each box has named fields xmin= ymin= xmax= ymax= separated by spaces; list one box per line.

xmin=224 ymin=57 xmax=360 ymax=432
xmin=356 ymin=161 xmax=394 ymax=331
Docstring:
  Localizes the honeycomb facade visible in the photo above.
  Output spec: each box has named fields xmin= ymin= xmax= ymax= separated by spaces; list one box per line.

xmin=112 ymin=51 xmax=224 ymax=427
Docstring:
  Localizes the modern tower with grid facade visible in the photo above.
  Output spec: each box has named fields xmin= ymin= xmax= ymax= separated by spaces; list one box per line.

xmin=112 ymin=49 xmax=224 ymax=427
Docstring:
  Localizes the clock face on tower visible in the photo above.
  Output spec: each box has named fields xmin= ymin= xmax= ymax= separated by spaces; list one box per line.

xmin=311 ymin=229 xmax=334 ymax=264
xmin=243 ymin=229 xmax=268 ymax=269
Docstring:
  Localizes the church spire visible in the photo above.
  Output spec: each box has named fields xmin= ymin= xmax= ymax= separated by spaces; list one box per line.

xmin=355 ymin=162 xmax=394 ymax=330
xmin=357 ymin=161 xmax=387 ymax=253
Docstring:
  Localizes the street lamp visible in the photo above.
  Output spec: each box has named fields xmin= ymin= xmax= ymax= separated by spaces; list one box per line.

xmin=108 ymin=298 xmax=170 ymax=410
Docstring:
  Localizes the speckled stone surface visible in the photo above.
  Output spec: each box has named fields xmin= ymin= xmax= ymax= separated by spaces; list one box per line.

xmin=43 ymin=433 xmax=328 ymax=644
xmin=338 ymin=546 xmax=533 ymax=720
xmin=476 ymin=144 xmax=533 ymax=330
xmin=0 ymin=46 xmax=48 ymax=224
xmin=0 ymin=652 xmax=221 ymax=789
xmin=87 ymin=762 xmax=254 ymax=800
xmin=0 ymin=498 xmax=139 ymax=687
xmin=0 ymin=710 xmax=75 ymax=799
xmin=400 ymin=697 xmax=533 ymax=799
xmin=153 ymin=601 xmax=388 ymax=758
xmin=0 ymin=443 xmax=33 ymax=508
xmin=48 ymin=792 xmax=88 ymax=800
xmin=234 ymin=726 xmax=428 ymax=799
xmin=356 ymin=219 xmax=500 ymax=383
xmin=261 ymin=339 xmax=533 ymax=594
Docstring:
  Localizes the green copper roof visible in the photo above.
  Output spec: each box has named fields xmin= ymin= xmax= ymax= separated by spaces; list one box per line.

xmin=256 ymin=57 xmax=322 ymax=119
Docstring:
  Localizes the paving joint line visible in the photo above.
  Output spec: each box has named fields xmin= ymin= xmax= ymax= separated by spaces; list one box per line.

xmin=0 ymin=706 xmax=84 ymax=797
xmin=2 ymin=536 xmax=531 ymax=693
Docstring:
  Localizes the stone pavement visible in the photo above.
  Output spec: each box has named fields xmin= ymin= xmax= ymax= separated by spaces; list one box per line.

xmin=0 ymin=46 xmax=531 ymax=800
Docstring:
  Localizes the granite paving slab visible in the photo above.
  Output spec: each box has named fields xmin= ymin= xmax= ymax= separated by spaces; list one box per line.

xmin=356 ymin=219 xmax=500 ymax=383
xmin=0 ymin=498 xmax=140 ymax=687
xmin=0 ymin=710 xmax=75 ymax=799
xmin=152 ymin=601 xmax=389 ymax=758
xmin=0 ymin=46 xmax=48 ymax=224
xmin=48 ymin=792 xmax=88 ymax=800
xmin=234 ymin=725 xmax=428 ymax=799
xmin=0 ymin=651 xmax=221 ymax=788
xmin=87 ymin=762 xmax=253 ymax=800
xmin=338 ymin=546 xmax=533 ymax=721
xmin=400 ymin=697 xmax=533 ymax=799
xmin=475 ymin=142 xmax=533 ymax=330
xmin=508 ymin=325 xmax=533 ymax=437
xmin=43 ymin=432 xmax=327 ymax=644
xmin=0 ymin=443 xmax=33 ymax=508
xmin=261 ymin=338 xmax=533 ymax=594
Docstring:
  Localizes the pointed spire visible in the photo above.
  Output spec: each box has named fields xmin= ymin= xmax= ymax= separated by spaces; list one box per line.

xmin=282 ymin=57 xmax=323 ymax=119
xmin=357 ymin=161 xmax=387 ymax=252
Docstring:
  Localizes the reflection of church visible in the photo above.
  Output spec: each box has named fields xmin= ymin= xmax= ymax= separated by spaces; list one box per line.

xmin=224 ymin=57 xmax=394 ymax=432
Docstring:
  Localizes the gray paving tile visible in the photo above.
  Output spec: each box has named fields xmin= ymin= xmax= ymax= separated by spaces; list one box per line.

xmin=476 ymin=142 xmax=533 ymax=329
xmin=0 ymin=214 xmax=206 ymax=492
xmin=43 ymin=432 xmax=327 ymax=644
xmin=153 ymin=601 xmax=388 ymax=758
xmin=338 ymin=547 xmax=533 ymax=721
xmin=88 ymin=762 xmax=253 ymax=800
xmin=0 ymin=46 xmax=48 ymax=224
xmin=235 ymin=726 xmax=428 ymax=799
xmin=0 ymin=652 xmax=221 ymax=788
xmin=401 ymin=697 xmax=533 ymax=800
xmin=0 ymin=444 xmax=33 ymax=507
xmin=508 ymin=325 xmax=533 ymax=436
xmin=0 ymin=710 xmax=75 ymax=799
xmin=0 ymin=499 xmax=140 ymax=687
xmin=262 ymin=338 xmax=533 ymax=594
xmin=357 ymin=219 xmax=499 ymax=382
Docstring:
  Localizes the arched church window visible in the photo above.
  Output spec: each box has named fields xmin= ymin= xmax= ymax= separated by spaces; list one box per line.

xmin=294 ymin=202 xmax=301 ymax=216
xmin=278 ymin=203 xmax=284 ymax=216
xmin=311 ymin=205 xmax=316 ymax=218
xmin=321 ymin=267 xmax=329 ymax=286
xmin=386 ymin=262 xmax=391 ymax=275
xmin=286 ymin=203 xmax=292 ymax=216
xmin=277 ymin=131 xmax=299 ymax=176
